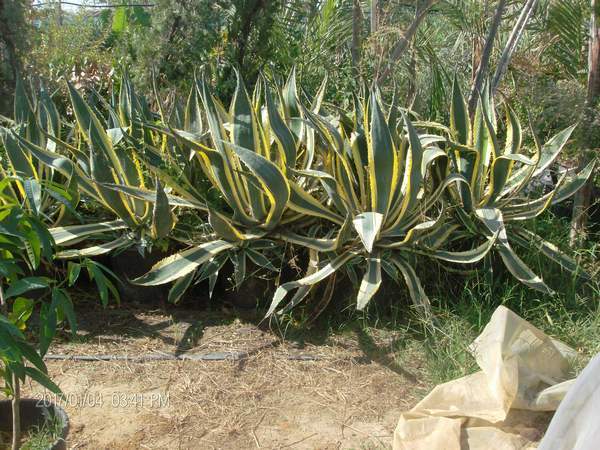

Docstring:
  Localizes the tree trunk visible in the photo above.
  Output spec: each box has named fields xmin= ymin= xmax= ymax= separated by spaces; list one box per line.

xmin=570 ymin=0 xmax=599 ymax=244
xmin=370 ymin=0 xmax=378 ymax=34
xmin=468 ymin=0 xmax=507 ymax=117
xmin=492 ymin=0 xmax=538 ymax=94
xmin=376 ymin=0 xmax=438 ymax=84
xmin=351 ymin=0 xmax=363 ymax=76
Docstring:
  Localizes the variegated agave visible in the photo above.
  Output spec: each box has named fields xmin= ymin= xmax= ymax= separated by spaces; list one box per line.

xmin=0 ymin=77 xmax=79 ymax=224
xmin=437 ymin=79 xmax=595 ymax=292
xmin=265 ymin=88 xmax=468 ymax=316
xmin=127 ymin=71 xmax=346 ymax=303
xmin=15 ymin=76 xmax=177 ymax=260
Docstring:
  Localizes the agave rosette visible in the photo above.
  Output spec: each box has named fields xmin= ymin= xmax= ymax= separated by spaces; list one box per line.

xmin=265 ymin=88 xmax=470 ymax=316
xmin=441 ymin=79 xmax=595 ymax=292
xmin=125 ymin=71 xmax=346 ymax=302
xmin=14 ymin=76 xmax=177 ymax=259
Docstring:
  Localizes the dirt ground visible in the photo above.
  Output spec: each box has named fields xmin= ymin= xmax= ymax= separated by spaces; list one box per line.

xmin=22 ymin=303 xmax=431 ymax=449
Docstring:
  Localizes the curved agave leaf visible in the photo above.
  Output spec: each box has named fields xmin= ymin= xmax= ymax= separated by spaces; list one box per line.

xmin=55 ymin=235 xmax=132 ymax=259
xmin=502 ymin=125 xmax=576 ymax=199
xmin=390 ymin=255 xmax=431 ymax=311
xmin=357 ymin=254 xmax=382 ymax=310
xmin=50 ymin=220 xmax=128 ymax=246
xmin=208 ymin=208 xmax=245 ymax=242
xmin=227 ymin=142 xmax=290 ymax=230
xmin=511 ymin=227 xmax=591 ymax=281
xmin=475 ymin=208 xmax=553 ymax=294
xmin=266 ymin=252 xmax=355 ymax=317
xmin=133 ymin=240 xmax=236 ymax=286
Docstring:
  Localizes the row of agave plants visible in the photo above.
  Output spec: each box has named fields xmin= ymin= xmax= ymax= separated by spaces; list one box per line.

xmin=0 ymin=72 xmax=594 ymax=445
xmin=2 ymin=71 xmax=595 ymax=322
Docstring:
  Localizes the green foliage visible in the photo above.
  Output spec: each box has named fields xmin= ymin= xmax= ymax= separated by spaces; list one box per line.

xmin=14 ymin=71 xmax=591 ymax=321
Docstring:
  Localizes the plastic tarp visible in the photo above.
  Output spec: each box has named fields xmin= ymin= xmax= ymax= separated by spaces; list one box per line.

xmin=537 ymin=352 xmax=600 ymax=450
xmin=393 ymin=306 xmax=579 ymax=450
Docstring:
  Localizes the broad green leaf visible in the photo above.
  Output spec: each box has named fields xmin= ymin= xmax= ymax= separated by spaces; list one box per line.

xmin=5 ymin=277 xmax=50 ymax=299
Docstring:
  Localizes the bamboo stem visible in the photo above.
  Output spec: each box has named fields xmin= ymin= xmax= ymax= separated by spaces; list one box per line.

xmin=11 ymin=374 xmax=20 ymax=450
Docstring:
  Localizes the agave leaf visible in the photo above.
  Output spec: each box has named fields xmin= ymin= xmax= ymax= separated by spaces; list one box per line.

xmin=487 ymin=153 xmax=535 ymax=205
xmin=168 ymin=270 xmax=195 ymax=304
xmin=502 ymin=174 xmax=567 ymax=221
xmin=450 ymin=76 xmax=470 ymax=145
xmin=184 ymin=83 xmax=203 ymax=135
xmin=151 ymin=178 xmax=174 ymax=240
xmin=551 ymin=160 xmax=596 ymax=204
xmin=429 ymin=232 xmax=498 ymax=263
xmin=511 ymin=227 xmax=591 ymax=281
xmin=503 ymin=125 xmax=576 ymax=197
xmin=50 ymin=220 xmax=128 ymax=246
xmin=280 ymin=249 xmax=319 ymax=314
xmin=368 ymin=91 xmax=397 ymax=216
xmin=227 ymin=142 xmax=290 ymax=230
xmin=288 ymin=181 xmax=344 ymax=225
xmin=496 ymin=245 xmax=554 ymax=294
xmin=133 ymin=240 xmax=236 ymax=286
xmin=357 ymin=255 xmax=382 ymax=310
xmin=208 ymin=208 xmax=245 ymax=242
xmin=2 ymin=131 xmax=36 ymax=182
xmin=353 ymin=212 xmax=384 ymax=253
xmin=390 ymin=255 xmax=431 ymax=311
xmin=475 ymin=208 xmax=553 ymax=294
xmin=101 ymin=183 xmax=206 ymax=209
xmin=231 ymin=70 xmax=265 ymax=220
xmin=56 ymin=235 xmax=132 ymax=259
xmin=388 ymin=112 xmax=425 ymax=227
xmin=266 ymin=252 xmax=355 ymax=317
xmin=265 ymin=84 xmax=297 ymax=166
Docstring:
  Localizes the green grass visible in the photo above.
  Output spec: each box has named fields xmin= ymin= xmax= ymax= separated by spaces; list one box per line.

xmin=20 ymin=411 xmax=63 ymax=450
xmin=277 ymin=211 xmax=600 ymax=385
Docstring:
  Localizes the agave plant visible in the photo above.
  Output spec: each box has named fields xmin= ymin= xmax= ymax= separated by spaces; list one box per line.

xmin=264 ymin=87 xmax=476 ymax=316
xmin=15 ymin=75 xmax=178 ymax=259
xmin=0 ymin=77 xmax=80 ymax=225
xmin=119 ymin=71 xmax=346 ymax=303
xmin=438 ymin=79 xmax=595 ymax=292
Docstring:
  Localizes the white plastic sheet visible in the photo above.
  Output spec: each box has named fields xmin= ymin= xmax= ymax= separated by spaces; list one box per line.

xmin=538 ymin=352 xmax=600 ymax=450
xmin=394 ymin=306 xmax=578 ymax=450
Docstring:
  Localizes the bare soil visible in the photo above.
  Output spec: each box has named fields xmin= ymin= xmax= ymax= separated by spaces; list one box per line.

xmin=21 ymin=303 xmax=430 ymax=449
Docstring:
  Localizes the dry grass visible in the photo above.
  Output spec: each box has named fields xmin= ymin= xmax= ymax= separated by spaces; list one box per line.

xmin=22 ymin=302 xmax=430 ymax=449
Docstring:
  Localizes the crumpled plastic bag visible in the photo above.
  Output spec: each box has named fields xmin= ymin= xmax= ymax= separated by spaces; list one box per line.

xmin=394 ymin=306 xmax=578 ymax=450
